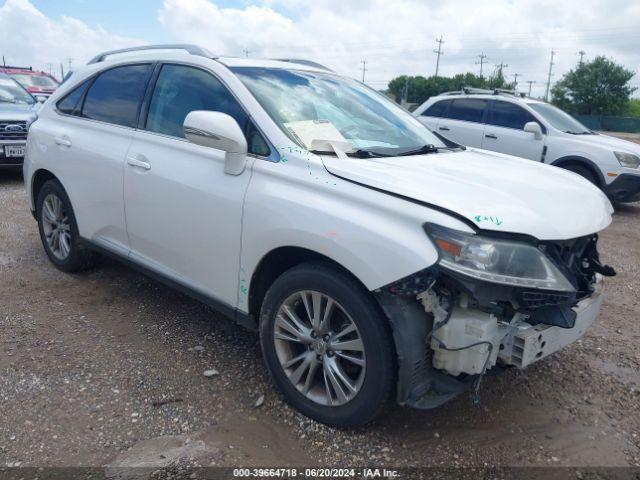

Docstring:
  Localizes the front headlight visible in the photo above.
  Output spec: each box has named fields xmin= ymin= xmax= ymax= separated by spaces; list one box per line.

xmin=425 ymin=224 xmax=575 ymax=292
xmin=614 ymin=151 xmax=640 ymax=169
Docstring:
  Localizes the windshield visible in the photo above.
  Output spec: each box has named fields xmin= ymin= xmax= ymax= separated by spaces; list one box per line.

xmin=231 ymin=66 xmax=446 ymax=156
xmin=0 ymin=78 xmax=35 ymax=104
xmin=12 ymin=73 xmax=58 ymax=89
xmin=528 ymin=103 xmax=592 ymax=134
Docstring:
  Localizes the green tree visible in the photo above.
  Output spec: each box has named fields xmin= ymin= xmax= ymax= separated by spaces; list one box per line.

xmin=623 ymin=98 xmax=640 ymax=117
xmin=551 ymin=56 xmax=636 ymax=115
xmin=387 ymin=71 xmax=513 ymax=106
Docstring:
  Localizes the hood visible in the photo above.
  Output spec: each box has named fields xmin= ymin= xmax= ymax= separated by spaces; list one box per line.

xmin=563 ymin=132 xmax=640 ymax=154
xmin=0 ymin=102 xmax=39 ymax=121
xmin=322 ymin=148 xmax=613 ymax=241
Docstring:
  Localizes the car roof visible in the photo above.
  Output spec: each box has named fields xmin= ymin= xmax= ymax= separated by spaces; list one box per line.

xmin=84 ymin=44 xmax=332 ymax=74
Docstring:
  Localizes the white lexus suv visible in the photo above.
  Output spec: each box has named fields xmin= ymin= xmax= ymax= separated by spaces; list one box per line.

xmin=24 ymin=45 xmax=616 ymax=427
xmin=414 ymin=89 xmax=640 ymax=203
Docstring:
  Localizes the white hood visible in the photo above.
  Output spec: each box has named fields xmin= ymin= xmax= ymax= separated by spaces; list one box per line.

xmin=322 ymin=148 xmax=613 ymax=241
xmin=564 ymin=132 xmax=640 ymax=154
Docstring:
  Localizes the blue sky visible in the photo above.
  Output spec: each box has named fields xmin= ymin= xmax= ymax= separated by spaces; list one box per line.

xmin=2 ymin=0 xmax=639 ymax=96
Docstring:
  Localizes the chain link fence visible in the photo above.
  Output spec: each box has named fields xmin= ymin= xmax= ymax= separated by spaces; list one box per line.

xmin=573 ymin=114 xmax=640 ymax=133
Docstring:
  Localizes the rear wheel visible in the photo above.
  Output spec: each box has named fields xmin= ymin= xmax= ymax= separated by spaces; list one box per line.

xmin=36 ymin=180 xmax=97 ymax=272
xmin=259 ymin=262 xmax=395 ymax=427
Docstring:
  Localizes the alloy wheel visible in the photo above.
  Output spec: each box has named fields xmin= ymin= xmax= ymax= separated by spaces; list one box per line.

xmin=273 ymin=290 xmax=366 ymax=406
xmin=41 ymin=193 xmax=72 ymax=260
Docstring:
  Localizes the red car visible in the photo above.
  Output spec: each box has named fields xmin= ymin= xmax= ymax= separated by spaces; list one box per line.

xmin=0 ymin=67 xmax=59 ymax=99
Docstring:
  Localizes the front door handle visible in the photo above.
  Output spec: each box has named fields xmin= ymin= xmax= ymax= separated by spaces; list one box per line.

xmin=438 ymin=126 xmax=451 ymax=131
xmin=485 ymin=133 xmax=498 ymax=140
xmin=54 ymin=136 xmax=72 ymax=148
xmin=126 ymin=155 xmax=151 ymax=171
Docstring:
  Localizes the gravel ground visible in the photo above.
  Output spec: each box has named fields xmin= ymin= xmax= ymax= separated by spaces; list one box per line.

xmin=1 ymin=168 xmax=639 ymax=473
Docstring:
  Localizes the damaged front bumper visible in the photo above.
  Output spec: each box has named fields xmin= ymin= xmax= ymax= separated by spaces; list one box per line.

xmin=376 ymin=274 xmax=606 ymax=410
xmin=499 ymin=278 xmax=603 ymax=369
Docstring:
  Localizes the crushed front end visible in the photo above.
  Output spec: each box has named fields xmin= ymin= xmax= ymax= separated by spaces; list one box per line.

xmin=376 ymin=225 xmax=615 ymax=409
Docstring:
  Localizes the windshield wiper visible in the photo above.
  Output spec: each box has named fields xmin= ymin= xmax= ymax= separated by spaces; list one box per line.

xmin=349 ymin=149 xmax=393 ymax=158
xmin=395 ymin=144 xmax=440 ymax=157
xmin=563 ymin=130 xmax=592 ymax=135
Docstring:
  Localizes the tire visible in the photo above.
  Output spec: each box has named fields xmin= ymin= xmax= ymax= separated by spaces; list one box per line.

xmin=259 ymin=261 xmax=395 ymax=427
xmin=563 ymin=164 xmax=599 ymax=186
xmin=36 ymin=179 xmax=97 ymax=272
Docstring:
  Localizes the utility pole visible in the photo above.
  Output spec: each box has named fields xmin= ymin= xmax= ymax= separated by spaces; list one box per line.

xmin=577 ymin=50 xmax=586 ymax=65
xmin=511 ymin=73 xmax=520 ymax=90
xmin=495 ymin=62 xmax=508 ymax=77
xmin=360 ymin=59 xmax=368 ymax=83
xmin=525 ymin=80 xmax=536 ymax=97
xmin=242 ymin=48 xmax=251 ymax=58
xmin=402 ymin=77 xmax=410 ymax=105
xmin=64 ymin=58 xmax=73 ymax=72
xmin=544 ymin=50 xmax=556 ymax=101
xmin=433 ymin=36 xmax=444 ymax=77
xmin=476 ymin=53 xmax=488 ymax=79
xmin=46 ymin=63 xmax=53 ymax=75
xmin=60 ymin=63 xmax=65 ymax=80
xmin=2 ymin=55 xmax=5 ymax=66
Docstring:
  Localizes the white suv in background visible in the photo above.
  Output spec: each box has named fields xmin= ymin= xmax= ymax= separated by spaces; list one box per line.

xmin=24 ymin=45 xmax=615 ymax=427
xmin=414 ymin=89 xmax=640 ymax=203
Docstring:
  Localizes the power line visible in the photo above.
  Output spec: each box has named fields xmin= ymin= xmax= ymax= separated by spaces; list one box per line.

xmin=476 ymin=52 xmax=488 ymax=79
xmin=360 ymin=59 xmax=368 ymax=82
xmin=544 ymin=50 xmax=556 ymax=101
xmin=433 ymin=36 xmax=444 ymax=77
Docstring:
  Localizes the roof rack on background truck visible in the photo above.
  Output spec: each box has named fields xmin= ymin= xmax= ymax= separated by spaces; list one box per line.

xmin=440 ymin=87 xmax=527 ymax=98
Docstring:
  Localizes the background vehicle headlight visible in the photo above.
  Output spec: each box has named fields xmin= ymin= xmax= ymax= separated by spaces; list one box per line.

xmin=425 ymin=224 xmax=575 ymax=292
xmin=614 ymin=151 xmax=640 ymax=169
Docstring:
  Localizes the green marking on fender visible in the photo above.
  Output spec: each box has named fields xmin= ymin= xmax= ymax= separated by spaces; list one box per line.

xmin=474 ymin=215 xmax=503 ymax=226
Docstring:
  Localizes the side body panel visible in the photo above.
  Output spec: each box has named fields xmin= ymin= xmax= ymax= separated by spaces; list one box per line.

xmin=24 ymin=108 xmax=133 ymax=255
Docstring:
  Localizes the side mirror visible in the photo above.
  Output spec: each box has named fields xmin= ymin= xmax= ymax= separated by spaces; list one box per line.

xmin=524 ymin=121 xmax=543 ymax=140
xmin=183 ymin=111 xmax=248 ymax=175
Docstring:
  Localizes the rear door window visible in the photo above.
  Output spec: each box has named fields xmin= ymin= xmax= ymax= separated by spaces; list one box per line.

xmin=447 ymin=98 xmax=487 ymax=123
xmin=81 ymin=64 xmax=151 ymax=128
xmin=487 ymin=100 xmax=539 ymax=130
xmin=422 ymin=100 xmax=450 ymax=117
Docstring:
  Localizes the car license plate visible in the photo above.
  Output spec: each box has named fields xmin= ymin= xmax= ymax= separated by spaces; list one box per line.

xmin=5 ymin=145 xmax=25 ymax=157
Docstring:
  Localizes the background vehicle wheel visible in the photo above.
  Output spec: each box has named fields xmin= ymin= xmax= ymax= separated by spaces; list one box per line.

xmin=259 ymin=261 xmax=395 ymax=427
xmin=36 ymin=179 xmax=97 ymax=272
xmin=563 ymin=164 xmax=599 ymax=186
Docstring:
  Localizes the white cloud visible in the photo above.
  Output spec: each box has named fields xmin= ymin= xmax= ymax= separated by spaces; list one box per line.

xmin=0 ymin=0 xmax=144 ymax=79
xmin=159 ymin=0 xmax=640 ymax=97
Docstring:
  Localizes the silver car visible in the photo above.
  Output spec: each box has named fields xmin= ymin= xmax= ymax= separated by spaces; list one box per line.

xmin=0 ymin=75 xmax=39 ymax=169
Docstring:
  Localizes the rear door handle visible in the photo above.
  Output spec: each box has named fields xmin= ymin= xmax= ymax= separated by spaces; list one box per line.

xmin=485 ymin=133 xmax=498 ymax=140
xmin=438 ymin=126 xmax=450 ymax=131
xmin=54 ymin=136 xmax=72 ymax=148
xmin=126 ymin=155 xmax=151 ymax=171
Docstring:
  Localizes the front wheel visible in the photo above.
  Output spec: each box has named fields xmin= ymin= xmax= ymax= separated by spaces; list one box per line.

xmin=259 ymin=262 xmax=395 ymax=427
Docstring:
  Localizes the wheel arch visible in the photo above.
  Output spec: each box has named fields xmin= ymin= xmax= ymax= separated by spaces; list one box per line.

xmin=31 ymin=169 xmax=61 ymax=212
xmin=247 ymin=246 xmax=373 ymax=324
xmin=551 ymin=156 xmax=605 ymax=187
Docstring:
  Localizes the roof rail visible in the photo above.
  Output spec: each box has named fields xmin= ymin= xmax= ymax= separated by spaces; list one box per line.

xmin=273 ymin=59 xmax=333 ymax=72
xmin=441 ymin=86 xmax=526 ymax=98
xmin=88 ymin=44 xmax=216 ymax=64
xmin=0 ymin=65 xmax=33 ymax=71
